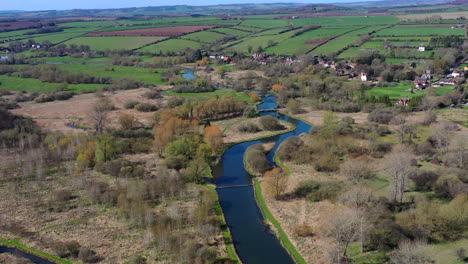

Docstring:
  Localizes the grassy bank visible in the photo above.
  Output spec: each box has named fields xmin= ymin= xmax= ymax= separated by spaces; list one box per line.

xmin=0 ymin=237 xmax=72 ymax=264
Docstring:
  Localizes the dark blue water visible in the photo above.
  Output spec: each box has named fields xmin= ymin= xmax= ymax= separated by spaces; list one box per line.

xmin=182 ymin=68 xmax=196 ymax=80
xmin=214 ymin=94 xmax=311 ymax=264
xmin=0 ymin=247 xmax=55 ymax=264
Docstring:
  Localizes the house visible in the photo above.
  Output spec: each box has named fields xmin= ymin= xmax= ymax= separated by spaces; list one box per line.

xmin=449 ymin=70 xmax=461 ymax=78
xmin=396 ymin=98 xmax=411 ymax=106
xmin=359 ymin=72 xmax=368 ymax=82
xmin=439 ymin=78 xmax=456 ymax=86
xmin=418 ymin=45 xmax=426 ymax=52
xmin=252 ymin=53 xmax=265 ymax=59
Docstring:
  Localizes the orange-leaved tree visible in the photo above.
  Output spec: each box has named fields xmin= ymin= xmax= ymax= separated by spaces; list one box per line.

xmin=154 ymin=115 xmax=199 ymax=155
xmin=250 ymin=92 xmax=260 ymax=102
xmin=272 ymin=84 xmax=286 ymax=92
xmin=203 ymin=124 xmax=223 ymax=154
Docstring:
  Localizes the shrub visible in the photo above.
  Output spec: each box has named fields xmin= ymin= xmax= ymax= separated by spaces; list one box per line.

xmin=237 ymin=122 xmax=260 ymax=133
xmin=368 ymin=108 xmax=396 ymax=124
xmin=277 ymin=136 xmax=303 ymax=161
xmin=165 ymin=155 xmax=186 ymax=170
xmin=340 ymin=159 xmax=374 ymax=182
xmin=124 ymin=101 xmax=139 ymax=109
xmin=294 ymin=180 xmax=341 ymax=201
xmin=286 ymin=99 xmax=301 ymax=114
xmin=244 ymin=143 xmax=272 ymax=174
xmin=135 ymin=103 xmax=157 ymax=112
xmin=142 ymin=89 xmax=162 ymax=99
xmin=78 ymin=247 xmax=100 ymax=263
xmin=433 ymin=174 xmax=465 ymax=199
xmin=293 ymin=223 xmax=314 ymax=237
xmin=409 ymin=170 xmax=440 ymax=191
xmin=53 ymin=241 xmax=81 ymax=258
xmin=243 ymin=105 xmax=257 ymax=118
xmin=167 ymin=97 xmax=185 ymax=108
xmin=259 ymin=115 xmax=283 ymax=131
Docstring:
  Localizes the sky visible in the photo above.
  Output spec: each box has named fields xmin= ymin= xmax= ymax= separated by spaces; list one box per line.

xmin=3 ymin=0 xmax=368 ymax=12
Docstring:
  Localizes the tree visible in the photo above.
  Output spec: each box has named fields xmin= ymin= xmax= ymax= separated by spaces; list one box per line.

xmin=324 ymin=207 xmax=361 ymax=263
xmin=340 ymin=159 xmax=374 ymax=183
xmin=185 ymin=158 xmax=209 ymax=183
xmin=286 ymin=99 xmax=301 ymax=114
xmin=119 ymin=113 xmax=137 ymax=130
xmin=389 ymin=240 xmax=433 ymax=264
xmin=153 ymin=116 xmax=198 ymax=155
xmin=264 ymin=168 xmax=288 ymax=199
xmin=163 ymin=137 xmax=197 ymax=159
xmin=204 ymin=125 xmax=223 ymax=154
xmin=272 ymin=83 xmax=286 ymax=92
xmin=216 ymin=67 xmax=226 ymax=79
xmin=318 ymin=112 xmax=340 ymax=139
xmin=385 ymin=150 xmax=413 ymax=204
xmin=89 ymin=98 xmax=114 ymax=134
xmin=95 ymin=133 xmax=117 ymax=163
xmin=250 ymin=92 xmax=260 ymax=102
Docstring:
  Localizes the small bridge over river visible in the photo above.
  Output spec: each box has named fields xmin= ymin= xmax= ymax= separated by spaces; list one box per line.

xmin=216 ymin=184 xmax=252 ymax=189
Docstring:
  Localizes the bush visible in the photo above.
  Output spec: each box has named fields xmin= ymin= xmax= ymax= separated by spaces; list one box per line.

xmin=167 ymin=97 xmax=185 ymax=108
xmin=293 ymin=223 xmax=314 ymax=237
xmin=135 ymin=103 xmax=157 ymax=112
xmin=53 ymin=241 xmax=81 ymax=258
xmin=277 ymin=136 xmax=303 ymax=161
xmin=294 ymin=180 xmax=341 ymax=201
xmin=368 ymin=108 xmax=396 ymax=124
xmin=259 ymin=115 xmax=283 ymax=131
xmin=78 ymin=247 xmax=100 ymax=263
xmin=142 ymin=89 xmax=162 ymax=99
xmin=409 ymin=170 xmax=440 ymax=191
xmin=244 ymin=143 xmax=272 ymax=174
xmin=243 ymin=105 xmax=257 ymax=118
xmin=165 ymin=155 xmax=186 ymax=170
xmin=237 ymin=122 xmax=260 ymax=133
xmin=124 ymin=101 xmax=139 ymax=109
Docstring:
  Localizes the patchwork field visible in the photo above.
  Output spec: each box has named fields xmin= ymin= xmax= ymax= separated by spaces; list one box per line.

xmin=63 ymin=36 xmax=166 ymax=50
xmin=86 ymin=25 xmax=218 ymax=36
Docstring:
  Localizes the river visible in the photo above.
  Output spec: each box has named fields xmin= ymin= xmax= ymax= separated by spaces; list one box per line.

xmin=0 ymin=247 xmax=55 ymax=264
xmin=213 ymin=94 xmax=312 ymax=264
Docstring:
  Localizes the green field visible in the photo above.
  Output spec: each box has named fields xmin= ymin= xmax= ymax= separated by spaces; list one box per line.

xmin=210 ymin=27 xmax=251 ymax=37
xmin=0 ymin=75 xmax=108 ymax=93
xmin=181 ymin=31 xmax=225 ymax=43
xmin=63 ymin=36 xmax=166 ymax=50
xmin=291 ymin=16 xmax=399 ymax=27
xmin=228 ymin=30 xmax=297 ymax=53
xmin=57 ymin=64 xmax=167 ymax=85
xmin=374 ymin=26 xmax=465 ymax=36
xmin=138 ymin=38 xmax=202 ymax=53
xmin=239 ymin=19 xmax=291 ymax=29
xmin=366 ymin=83 xmax=455 ymax=99
xmin=264 ymin=27 xmax=355 ymax=55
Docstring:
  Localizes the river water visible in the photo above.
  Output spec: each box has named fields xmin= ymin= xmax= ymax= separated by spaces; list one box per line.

xmin=213 ymin=94 xmax=312 ymax=264
xmin=0 ymin=247 xmax=55 ymax=264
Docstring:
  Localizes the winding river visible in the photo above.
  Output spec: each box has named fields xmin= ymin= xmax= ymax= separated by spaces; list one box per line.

xmin=213 ymin=94 xmax=312 ymax=264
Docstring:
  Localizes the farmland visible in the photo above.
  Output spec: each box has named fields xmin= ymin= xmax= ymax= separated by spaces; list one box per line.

xmin=63 ymin=36 xmax=166 ymax=50
xmin=138 ymin=38 xmax=202 ymax=53
xmin=86 ymin=25 xmax=218 ymax=36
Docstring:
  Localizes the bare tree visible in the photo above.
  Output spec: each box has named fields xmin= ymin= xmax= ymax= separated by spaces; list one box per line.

xmin=89 ymin=98 xmax=113 ymax=134
xmin=324 ymin=207 xmax=361 ymax=263
xmin=385 ymin=150 xmax=413 ymax=204
xmin=264 ymin=168 xmax=288 ymax=199
xmin=389 ymin=240 xmax=433 ymax=264
xmin=340 ymin=159 xmax=374 ymax=183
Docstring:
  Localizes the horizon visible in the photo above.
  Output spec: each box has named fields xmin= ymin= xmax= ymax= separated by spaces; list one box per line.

xmin=2 ymin=0 xmax=374 ymax=12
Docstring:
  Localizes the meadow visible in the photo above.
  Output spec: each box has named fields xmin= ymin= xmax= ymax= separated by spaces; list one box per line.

xmin=366 ymin=83 xmax=455 ymax=99
xmin=374 ymin=26 xmax=464 ymax=36
xmin=63 ymin=36 xmax=166 ymax=50
xmin=138 ymin=38 xmax=202 ymax=53
xmin=0 ymin=75 xmax=108 ymax=93
xmin=181 ymin=31 xmax=226 ymax=43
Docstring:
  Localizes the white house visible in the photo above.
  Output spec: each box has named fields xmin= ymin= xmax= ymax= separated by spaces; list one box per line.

xmin=360 ymin=72 xmax=368 ymax=82
xmin=449 ymin=71 xmax=461 ymax=78
xmin=418 ymin=45 xmax=426 ymax=52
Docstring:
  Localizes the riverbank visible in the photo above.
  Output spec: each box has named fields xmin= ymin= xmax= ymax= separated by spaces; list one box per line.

xmin=0 ymin=237 xmax=70 ymax=264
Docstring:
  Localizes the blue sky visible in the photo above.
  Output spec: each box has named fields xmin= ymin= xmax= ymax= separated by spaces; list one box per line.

xmin=4 ymin=0 xmax=367 ymax=11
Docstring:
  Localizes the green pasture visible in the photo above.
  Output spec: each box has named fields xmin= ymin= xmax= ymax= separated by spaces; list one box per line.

xmin=291 ymin=15 xmax=399 ymax=27
xmin=181 ymin=30 xmax=225 ymax=43
xmin=210 ymin=27 xmax=251 ymax=37
xmin=0 ymin=75 xmax=108 ymax=93
xmin=239 ymin=19 xmax=291 ymax=29
xmin=374 ymin=26 xmax=465 ymax=36
xmin=138 ymin=38 xmax=202 ymax=53
xmin=63 ymin=36 xmax=166 ymax=50
xmin=366 ymin=83 xmax=455 ymax=99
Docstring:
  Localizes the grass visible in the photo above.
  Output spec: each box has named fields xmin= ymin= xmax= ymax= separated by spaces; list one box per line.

xmin=212 ymin=193 xmax=241 ymax=263
xmin=366 ymin=83 xmax=455 ymax=99
xmin=0 ymin=237 xmax=73 ymax=264
xmin=180 ymin=30 xmax=225 ymax=43
xmin=422 ymin=239 xmax=468 ymax=264
xmin=163 ymin=89 xmax=251 ymax=102
xmin=347 ymin=242 xmax=387 ymax=264
xmin=138 ymin=38 xmax=202 ymax=54
xmin=211 ymin=27 xmax=251 ymax=37
xmin=374 ymin=26 xmax=465 ymax=36
xmin=0 ymin=75 xmax=108 ymax=93
xmin=264 ymin=27 xmax=352 ymax=55
xmin=228 ymin=29 xmax=300 ymax=53
xmin=63 ymin=36 xmax=166 ymax=50
xmin=57 ymin=64 xmax=167 ymax=85
xmin=253 ymin=179 xmax=307 ymax=264
xmin=240 ymin=19 xmax=290 ymax=29
xmin=291 ymin=16 xmax=399 ymax=27
xmin=35 ymin=56 xmax=111 ymax=64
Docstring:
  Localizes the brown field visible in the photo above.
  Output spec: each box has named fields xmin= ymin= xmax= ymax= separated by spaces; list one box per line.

xmin=86 ymin=25 xmax=218 ymax=37
xmin=0 ymin=21 xmax=40 ymax=32
xmin=12 ymin=88 xmax=170 ymax=132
